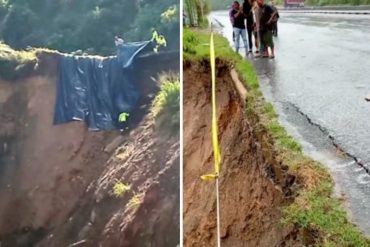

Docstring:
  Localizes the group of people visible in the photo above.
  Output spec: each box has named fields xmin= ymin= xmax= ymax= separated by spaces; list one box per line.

xmin=229 ymin=0 xmax=279 ymax=58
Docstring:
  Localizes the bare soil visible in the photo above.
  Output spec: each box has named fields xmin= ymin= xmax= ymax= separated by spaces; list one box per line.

xmin=183 ymin=60 xmax=302 ymax=247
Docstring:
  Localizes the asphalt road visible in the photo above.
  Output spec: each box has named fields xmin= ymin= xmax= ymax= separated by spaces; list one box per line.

xmin=210 ymin=11 xmax=370 ymax=235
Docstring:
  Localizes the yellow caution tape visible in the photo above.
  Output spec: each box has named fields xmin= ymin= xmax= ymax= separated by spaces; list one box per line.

xmin=201 ymin=33 xmax=221 ymax=181
xmin=201 ymin=173 xmax=219 ymax=181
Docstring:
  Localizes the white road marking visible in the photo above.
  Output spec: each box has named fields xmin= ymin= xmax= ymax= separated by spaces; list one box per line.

xmin=334 ymin=160 xmax=356 ymax=169
xmin=356 ymin=174 xmax=370 ymax=185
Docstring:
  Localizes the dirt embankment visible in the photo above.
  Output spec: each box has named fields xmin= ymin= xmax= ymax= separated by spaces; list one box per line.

xmin=0 ymin=51 xmax=179 ymax=246
xmin=184 ymin=60 xmax=301 ymax=247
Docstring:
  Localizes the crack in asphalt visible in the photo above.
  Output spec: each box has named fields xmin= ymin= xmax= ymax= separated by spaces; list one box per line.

xmin=283 ymin=101 xmax=370 ymax=175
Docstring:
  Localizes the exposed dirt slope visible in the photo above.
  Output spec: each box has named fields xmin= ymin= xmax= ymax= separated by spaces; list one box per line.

xmin=0 ymin=51 xmax=179 ymax=246
xmin=37 ymin=112 xmax=180 ymax=247
xmin=184 ymin=61 xmax=300 ymax=247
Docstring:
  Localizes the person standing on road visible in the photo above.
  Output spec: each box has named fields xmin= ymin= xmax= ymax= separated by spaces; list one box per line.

xmin=115 ymin=35 xmax=124 ymax=64
xmin=243 ymin=0 xmax=254 ymax=53
xmin=251 ymin=0 xmax=262 ymax=55
xmin=269 ymin=0 xmax=279 ymax=36
xmin=258 ymin=0 xmax=277 ymax=58
xmin=229 ymin=2 xmax=236 ymax=42
xmin=230 ymin=1 xmax=248 ymax=54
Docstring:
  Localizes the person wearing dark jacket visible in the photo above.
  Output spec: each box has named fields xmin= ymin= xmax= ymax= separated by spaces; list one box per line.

xmin=243 ymin=0 xmax=254 ymax=53
xmin=258 ymin=0 xmax=277 ymax=58
xmin=229 ymin=2 xmax=236 ymax=41
xmin=230 ymin=1 xmax=248 ymax=54
xmin=269 ymin=0 xmax=279 ymax=36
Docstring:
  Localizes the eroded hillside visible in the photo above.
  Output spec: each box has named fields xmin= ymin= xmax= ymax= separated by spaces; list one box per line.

xmin=0 ymin=49 xmax=179 ymax=247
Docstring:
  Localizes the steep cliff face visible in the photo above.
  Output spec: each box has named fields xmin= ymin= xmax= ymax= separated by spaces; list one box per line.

xmin=0 ymin=51 xmax=179 ymax=247
xmin=183 ymin=61 xmax=300 ymax=247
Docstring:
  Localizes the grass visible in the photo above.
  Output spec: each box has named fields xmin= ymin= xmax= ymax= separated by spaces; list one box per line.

xmin=283 ymin=179 xmax=370 ymax=246
xmin=127 ymin=194 xmax=142 ymax=210
xmin=0 ymin=42 xmax=38 ymax=81
xmin=152 ymin=73 xmax=180 ymax=133
xmin=184 ymin=28 xmax=370 ymax=246
xmin=112 ymin=181 xmax=131 ymax=198
xmin=0 ymin=42 xmax=59 ymax=81
xmin=116 ymin=144 xmax=135 ymax=162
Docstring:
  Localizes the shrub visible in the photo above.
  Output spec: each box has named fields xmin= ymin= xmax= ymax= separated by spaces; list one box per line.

xmin=183 ymin=29 xmax=199 ymax=55
xmin=0 ymin=42 xmax=37 ymax=80
xmin=127 ymin=194 xmax=142 ymax=210
xmin=112 ymin=181 xmax=131 ymax=198
xmin=152 ymin=73 xmax=180 ymax=133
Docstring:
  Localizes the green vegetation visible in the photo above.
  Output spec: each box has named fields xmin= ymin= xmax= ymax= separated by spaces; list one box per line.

xmin=184 ymin=0 xmax=210 ymax=27
xmin=266 ymin=121 xmax=303 ymax=152
xmin=0 ymin=42 xmax=37 ymax=80
xmin=112 ymin=181 xmax=131 ymax=198
xmin=116 ymin=144 xmax=134 ymax=162
xmin=0 ymin=42 xmax=59 ymax=80
xmin=0 ymin=0 xmax=179 ymax=55
xmin=127 ymin=194 xmax=142 ymax=210
xmin=152 ymin=73 xmax=180 ymax=133
xmin=184 ymin=29 xmax=370 ymax=246
xmin=112 ymin=182 xmax=141 ymax=209
xmin=183 ymin=30 xmax=200 ymax=55
xmin=283 ymin=178 xmax=370 ymax=246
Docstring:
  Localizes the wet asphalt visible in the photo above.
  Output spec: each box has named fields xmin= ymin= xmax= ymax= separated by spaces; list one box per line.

xmin=210 ymin=11 xmax=370 ymax=235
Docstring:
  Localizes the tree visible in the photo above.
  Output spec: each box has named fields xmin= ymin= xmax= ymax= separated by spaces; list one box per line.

xmin=0 ymin=0 xmax=179 ymax=55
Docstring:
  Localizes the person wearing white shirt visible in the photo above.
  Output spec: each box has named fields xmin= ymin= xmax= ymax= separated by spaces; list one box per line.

xmin=114 ymin=36 xmax=124 ymax=47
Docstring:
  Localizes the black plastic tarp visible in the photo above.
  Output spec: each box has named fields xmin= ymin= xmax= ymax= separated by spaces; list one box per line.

xmin=54 ymin=41 xmax=151 ymax=130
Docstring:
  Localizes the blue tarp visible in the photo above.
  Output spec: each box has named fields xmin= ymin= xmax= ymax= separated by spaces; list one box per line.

xmin=54 ymin=41 xmax=151 ymax=130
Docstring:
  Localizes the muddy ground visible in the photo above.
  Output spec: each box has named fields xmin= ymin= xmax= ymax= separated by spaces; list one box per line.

xmin=0 ymin=51 xmax=179 ymax=247
xmin=183 ymin=60 xmax=303 ymax=247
